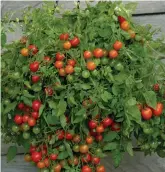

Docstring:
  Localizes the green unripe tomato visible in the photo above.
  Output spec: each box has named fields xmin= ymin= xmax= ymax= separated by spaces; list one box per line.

xmin=135 ymin=35 xmax=142 ymax=41
xmin=114 ymin=62 xmax=124 ymax=71
xmin=11 ymin=72 xmax=21 ymax=79
xmin=66 ymin=75 xmax=74 ymax=83
xmin=101 ymin=57 xmax=109 ymax=65
xmin=40 ymin=169 xmax=49 ymax=172
xmin=12 ymin=125 xmax=19 ymax=133
xmin=59 ymin=145 xmax=65 ymax=152
xmin=74 ymin=67 xmax=81 ymax=73
xmin=110 ymin=60 xmax=116 ymax=67
xmin=23 ymin=132 xmax=30 ymax=139
xmin=4 ymin=99 xmax=11 ymax=105
xmin=32 ymin=127 xmax=41 ymax=134
xmin=143 ymin=128 xmax=153 ymax=135
xmin=73 ymin=145 xmax=80 ymax=153
xmin=82 ymin=70 xmax=90 ymax=78
xmin=150 ymin=141 xmax=158 ymax=149
xmin=22 ymin=123 xmax=30 ymax=131
xmin=91 ymin=70 xmax=99 ymax=77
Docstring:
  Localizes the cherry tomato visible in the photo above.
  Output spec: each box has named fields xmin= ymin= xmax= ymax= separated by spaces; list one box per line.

xmin=59 ymin=33 xmax=69 ymax=40
xmin=70 ymin=37 xmax=80 ymax=47
xmin=153 ymin=84 xmax=160 ymax=92
xmin=89 ymin=130 xmax=97 ymax=137
xmin=28 ymin=44 xmax=38 ymax=55
xmin=44 ymin=56 xmax=51 ymax=63
xmin=120 ymin=21 xmax=130 ymax=31
xmin=102 ymin=117 xmax=113 ymax=128
xmin=29 ymin=61 xmax=40 ymax=72
xmin=50 ymin=153 xmax=58 ymax=161
xmin=73 ymin=134 xmax=81 ymax=143
xmin=24 ymin=154 xmax=31 ymax=162
xmin=23 ymin=132 xmax=30 ymax=139
xmin=28 ymin=117 xmax=36 ymax=127
xmin=63 ymin=41 xmax=71 ymax=50
xmin=128 ymin=30 xmax=136 ymax=39
xmin=88 ymin=120 xmax=97 ymax=129
xmin=118 ymin=16 xmax=126 ymax=24
xmin=55 ymin=52 xmax=65 ymax=61
xmin=20 ymin=48 xmax=29 ymax=56
xmin=79 ymin=144 xmax=89 ymax=154
xmin=103 ymin=49 xmax=108 ymax=57
xmin=22 ymin=123 xmax=30 ymax=131
xmin=86 ymin=61 xmax=96 ymax=71
xmin=59 ymin=160 xmax=67 ymax=168
xmin=56 ymin=130 xmax=65 ymax=140
xmin=96 ymin=165 xmax=106 ymax=172
xmin=73 ymin=145 xmax=80 ymax=152
xmin=86 ymin=136 xmax=93 ymax=144
xmin=82 ymin=70 xmax=90 ymax=78
xmin=32 ymin=75 xmax=40 ymax=83
xmin=20 ymin=36 xmax=28 ymax=44
xmin=14 ymin=115 xmax=23 ymax=125
xmin=31 ymin=111 xmax=39 ymax=119
xmin=45 ymin=87 xmax=53 ymax=96
xmin=32 ymin=100 xmax=41 ymax=111
xmin=67 ymin=59 xmax=76 ymax=67
xmin=37 ymin=161 xmax=45 ymax=169
xmin=101 ymin=57 xmax=109 ymax=65
xmin=54 ymin=61 xmax=63 ymax=69
xmin=44 ymin=158 xmax=50 ymax=167
xmin=53 ymin=164 xmax=62 ymax=172
xmin=91 ymin=156 xmax=100 ymax=165
xmin=68 ymin=156 xmax=79 ymax=166
xmin=84 ymin=51 xmax=93 ymax=59
xmin=141 ymin=107 xmax=153 ymax=120
xmin=109 ymin=50 xmax=118 ymax=59
xmin=65 ymin=132 xmax=73 ymax=140
xmin=33 ymin=127 xmax=40 ymax=134
xmin=59 ymin=68 xmax=66 ymax=76
xmin=66 ymin=75 xmax=74 ymax=82
xmin=113 ymin=41 xmax=123 ymax=51
xmin=81 ymin=165 xmax=92 ymax=172
xmin=17 ymin=103 xmax=25 ymax=110
xmin=81 ymin=153 xmax=91 ymax=163
xmin=152 ymin=102 xmax=164 ymax=116
xmin=95 ymin=135 xmax=103 ymax=142
xmin=30 ymin=145 xmax=36 ymax=154
xmin=58 ymin=145 xmax=65 ymax=152
xmin=93 ymin=48 xmax=104 ymax=58
xmin=111 ymin=122 xmax=121 ymax=131
xmin=31 ymin=151 xmax=42 ymax=162
xmin=96 ymin=125 xmax=104 ymax=133
xmin=65 ymin=65 xmax=74 ymax=74
xmin=114 ymin=62 xmax=124 ymax=71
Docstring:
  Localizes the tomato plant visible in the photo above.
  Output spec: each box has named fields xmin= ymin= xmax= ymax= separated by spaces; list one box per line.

xmin=1 ymin=1 xmax=165 ymax=171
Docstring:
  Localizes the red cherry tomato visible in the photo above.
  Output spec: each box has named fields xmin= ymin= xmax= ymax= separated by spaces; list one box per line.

xmin=54 ymin=61 xmax=63 ymax=69
xmin=65 ymin=65 xmax=74 ymax=74
xmin=28 ymin=44 xmax=38 ymax=55
xmin=96 ymin=125 xmax=104 ymax=133
xmin=67 ymin=59 xmax=76 ymax=67
xmin=50 ymin=153 xmax=58 ymax=161
xmin=32 ymin=100 xmax=41 ymax=111
xmin=59 ymin=33 xmax=69 ymax=40
xmin=111 ymin=122 xmax=121 ymax=131
xmin=32 ymin=75 xmax=40 ymax=83
xmin=153 ymin=84 xmax=160 ymax=92
xmin=31 ymin=151 xmax=42 ymax=162
xmin=96 ymin=165 xmax=106 ymax=172
xmin=65 ymin=132 xmax=73 ymax=140
xmin=91 ymin=156 xmax=100 ymax=165
xmin=109 ymin=50 xmax=118 ymax=59
xmin=88 ymin=120 xmax=97 ymax=129
xmin=14 ymin=115 xmax=23 ymax=125
xmin=84 ymin=51 xmax=93 ymax=59
xmin=95 ymin=135 xmax=103 ymax=142
xmin=37 ymin=161 xmax=45 ymax=169
xmin=56 ymin=130 xmax=65 ymax=140
xmin=31 ymin=111 xmax=39 ymax=119
xmin=17 ymin=103 xmax=25 ymax=110
xmin=93 ymin=48 xmax=104 ymax=58
xmin=81 ymin=153 xmax=91 ymax=163
xmin=44 ymin=87 xmax=53 ymax=96
xmin=113 ymin=41 xmax=123 ymax=51
xmin=44 ymin=56 xmax=51 ymax=63
xmin=141 ymin=107 xmax=153 ymax=120
xmin=29 ymin=61 xmax=40 ymax=72
xmin=118 ymin=16 xmax=126 ymax=24
xmin=28 ymin=117 xmax=36 ymax=127
xmin=22 ymin=114 xmax=30 ymax=123
xmin=81 ymin=165 xmax=92 ymax=172
xmin=55 ymin=52 xmax=65 ymax=61
xmin=102 ymin=117 xmax=113 ymax=128
xmin=70 ymin=37 xmax=80 ymax=47
xmin=152 ymin=102 xmax=164 ymax=116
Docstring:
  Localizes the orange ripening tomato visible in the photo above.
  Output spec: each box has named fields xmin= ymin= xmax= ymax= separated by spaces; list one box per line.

xmin=54 ymin=61 xmax=63 ymax=69
xmin=93 ymin=48 xmax=104 ymax=58
xmin=84 ymin=50 xmax=93 ymax=59
xmin=109 ymin=50 xmax=118 ymax=59
xmin=65 ymin=65 xmax=74 ymax=74
xmin=113 ymin=41 xmax=123 ymax=51
xmin=20 ymin=48 xmax=29 ymax=56
xmin=63 ymin=41 xmax=71 ymax=50
xmin=128 ymin=30 xmax=136 ymax=38
xmin=59 ymin=68 xmax=66 ymax=76
xmin=86 ymin=61 xmax=96 ymax=71
xmin=120 ymin=21 xmax=130 ymax=31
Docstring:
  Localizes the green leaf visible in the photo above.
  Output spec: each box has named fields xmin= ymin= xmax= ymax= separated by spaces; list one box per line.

xmin=57 ymin=151 xmax=69 ymax=160
xmin=39 ymin=105 xmax=45 ymax=116
xmin=143 ymin=91 xmax=157 ymax=109
xmin=24 ymin=81 xmax=31 ymax=89
xmin=64 ymin=142 xmax=73 ymax=159
xmin=56 ymin=99 xmax=67 ymax=117
xmin=32 ymin=84 xmax=42 ymax=92
xmin=22 ymin=97 xmax=32 ymax=107
xmin=60 ymin=115 xmax=67 ymax=128
xmin=23 ymin=90 xmax=34 ymax=99
xmin=67 ymin=96 xmax=77 ymax=105
xmin=111 ymin=150 xmax=123 ymax=168
xmin=103 ymin=142 xmax=118 ymax=151
xmin=126 ymin=141 xmax=134 ymax=156
xmin=7 ymin=146 xmax=17 ymax=162
xmin=103 ymin=132 xmax=118 ymax=142
xmin=81 ymin=84 xmax=91 ymax=90
xmin=91 ymin=106 xmax=99 ymax=117
xmin=101 ymin=91 xmax=112 ymax=102
xmin=46 ymin=115 xmax=60 ymax=125
xmin=127 ymin=97 xmax=136 ymax=106
xmin=48 ymin=101 xmax=57 ymax=109
xmin=22 ymin=142 xmax=30 ymax=153
xmin=75 ymin=108 xmax=86 ymax=116
xmin=73 ymin=115 xmax=84 ymax=123
xmin=3 ymin=102 xmax=17 ymax=114
xmin=1 ymin=32 xmax=6 ymax=47
xmin=125 ymin=2 xmax=138 ymax=14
